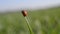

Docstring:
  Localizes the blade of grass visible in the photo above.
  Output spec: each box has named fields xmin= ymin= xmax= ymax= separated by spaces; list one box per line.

xmin=25 ymin=17 xmax=34 ymax=34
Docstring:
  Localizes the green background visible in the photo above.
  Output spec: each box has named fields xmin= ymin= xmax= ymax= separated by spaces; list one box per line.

xmin=0 ymin=7 xmax=60 ymax=34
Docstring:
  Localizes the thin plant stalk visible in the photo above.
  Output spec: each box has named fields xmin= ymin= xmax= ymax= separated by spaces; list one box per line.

xmin=25 ymin=17 xmax=34 ymax=34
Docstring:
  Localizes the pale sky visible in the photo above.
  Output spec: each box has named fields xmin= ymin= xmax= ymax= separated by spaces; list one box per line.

xmin=0 ymin=0 xmax=60 ymax=11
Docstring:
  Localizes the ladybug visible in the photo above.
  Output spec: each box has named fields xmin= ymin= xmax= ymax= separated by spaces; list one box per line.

xmin=22 ymin=10 xmax=28 ymax=17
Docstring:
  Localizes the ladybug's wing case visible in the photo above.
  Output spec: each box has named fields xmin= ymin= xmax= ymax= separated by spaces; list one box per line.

xmin=22 ymin=10 xmax=28 ymax=17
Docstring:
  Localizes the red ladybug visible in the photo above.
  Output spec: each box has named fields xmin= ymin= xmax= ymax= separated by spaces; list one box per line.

xmin=22 ymin=10 xmax=28 ymax=17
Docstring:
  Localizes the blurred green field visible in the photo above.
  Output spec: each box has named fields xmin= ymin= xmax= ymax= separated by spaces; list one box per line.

xmin=0 ymin=7 xmax=60 ymax=34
